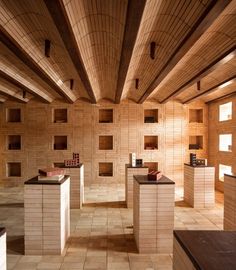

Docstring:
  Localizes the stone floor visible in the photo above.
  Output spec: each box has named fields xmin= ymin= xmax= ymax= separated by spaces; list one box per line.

xmin=0 ymin=183 xmax=224 ymax=270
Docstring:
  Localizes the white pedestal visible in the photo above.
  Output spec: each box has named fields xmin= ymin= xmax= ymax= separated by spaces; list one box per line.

xmin=0 ymin=228 xmax=6 ymax=270
xmin=64 ymin=164 xmax=84 ymax=208
xmin=125 ymin=165 xmax=148 ymax=208
xmin=184 ymin=164 xmax=215 ymax=208
xmin=24 ymin=176 xmax=70 ymax=255
xmin=133 ymin=175 xmax=175 ymax=253
xmin=224 ymin=174 xmax=236 ymax=230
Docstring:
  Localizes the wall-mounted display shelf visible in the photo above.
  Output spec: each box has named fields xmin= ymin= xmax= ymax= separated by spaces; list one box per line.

xmin=99 ymin=136 xmax=113 ymax=150
xmin=7 ymin=108 xmax=21 ymax=123
xmin=144 ymin=162 xmax=158 ymax=172
xmin=144 ymin=109 xmax=158 ymax=123
xmin=99 ymin=162 xmax=113 ymax=177
xmin=54 ymin=136 xmax=67 ymax=150
xmin=99 ymin=109 xmax=113 ymax=123
xmin=7 ymin=162 xmax=21 ymax=177
xmin=189 ymin=109 xmax=203 ymax=123
xmin=53 ymin=108 xmax=67 ymax=123
xmin=144 ymin=136 xmax=158 ymax=150
xmin=189 ymin=136 xmax=203 ymax=150
xmin=8 ymin=135 xmax=21 ymax=150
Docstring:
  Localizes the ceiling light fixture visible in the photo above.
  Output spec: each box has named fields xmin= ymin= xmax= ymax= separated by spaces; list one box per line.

xmin=197 ymin=81 xmax=201 ymax=91
xmin=70 ymin=79 xmax=74 ymax=90
xmin=135 ymin=78 xmax=139 ymax=89
xmin=45 ymin=39 xmax=51 ymax=58
xmin=150 ymin=42 xmax=156 ymax=60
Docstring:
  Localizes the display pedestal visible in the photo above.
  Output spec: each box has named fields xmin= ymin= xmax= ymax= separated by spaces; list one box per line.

xmin=133 ymin=175 xmax=175 ymax=253
xmin=125 ymin=165 xmax=148 ymax=208
xmin=63 ymin=164 xmax=84 ymax=208
xmin=184 ymin=164 xmax=215 ymax=208
xmin=224 ymin=174 xmax=236 ymax=230
xmin=0 ymin=228 xmax=6 ymax=270
xmin=173 ymin=230 xmax=236 ymax=270
xmin=24 ymin=176 xmax=70 ymax=255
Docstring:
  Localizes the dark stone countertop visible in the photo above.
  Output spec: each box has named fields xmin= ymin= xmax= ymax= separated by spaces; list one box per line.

xmin=184 ymin=163 xmax=214 ymax=168
xmin=56 ymin=163 xmax=83 ymax=169
xmin=174 ymin=230 xmax=236 ymax=270
xmin=24 ymin=175 xmax=70 ymax=185
xmin=0 ymin=227 xmax=6 ymax=237
xmin=126 ymin=164 xmax=148 ymax=169
xmin=133 ymin=175 xmax=175 ymax=185
xmin=224 ymin=173 xmax=236 ymax=179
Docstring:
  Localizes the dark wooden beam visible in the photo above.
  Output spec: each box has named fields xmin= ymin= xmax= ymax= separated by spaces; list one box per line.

xmin=44 ymin=0 xmax=97 ymax=104
xmin=0 ymin=86 xmax=29 ymax=103
xmin=161 ymin=47 xmax=236 ymax=103
xmin=138 ymin=0 xmax=232 ymax=104
xmin=206 ymin=91 xmax=236 ymax=104
xmin=0 ymin=26 xmax=76 ymax=103
xmin=0 ymin=70 xmax=52 ymax=103
xmin=114 ymin=0 xmax=146 ymax=104
xmin=183 ymin=76 xmax=236 ymax=103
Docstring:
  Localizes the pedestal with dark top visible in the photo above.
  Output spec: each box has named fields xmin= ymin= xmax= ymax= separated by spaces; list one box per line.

xmin=184 ymin=163 xmax=215 ymax=208
xmin=133 ymin=175 xmax=175 ymax=253
xmin=125 ymin=164 xmax=148 ymax=208
xmin=0 ymin=228 xmax=6 ymax=270
xmin=173 ymin=230 xmax=236 ymax=270
xmin=56 ymin=164 xmax=84 ymax=209
xmin=24 ymin=176 xmax=70 ymax=255
xmin=224 ymin=173 xmax=236 ymax=230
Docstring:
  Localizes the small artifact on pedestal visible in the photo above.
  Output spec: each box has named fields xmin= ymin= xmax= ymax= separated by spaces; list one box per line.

xmin=148 ymin=170 xmax=162 ymax=181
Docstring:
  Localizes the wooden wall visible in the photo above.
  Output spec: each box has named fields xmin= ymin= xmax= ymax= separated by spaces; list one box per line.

xmin=0 ymin=99 xmax=207 ymax=187
xmin=208 ymin=95 xmax=236 ymax=192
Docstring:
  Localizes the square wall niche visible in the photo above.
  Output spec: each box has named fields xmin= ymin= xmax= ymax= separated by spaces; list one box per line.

xmin=189 ymin=136 xmax=203 ymax=150
xmin=7 ymin=108 xmax=21 ymax=123
xmin=54 ymin=136 xmax=67 ymax=150
xmin=144 ymin=162 xmax=158 ymax=173
xmin=99 ymin=162 xmax=113 ymax=177
xmin=99 ymin=136 xmax=113 ymax=150
xmin=53 ymin=108 xmax=67 ymax=123
xmin=189 ymin=109 xmax=203 ymax=123
xmin=99 ymin=109 xmax=113 ymax=123
xmin=8 ymin=135 xmax=21 ymax=150
xmin=144 ymin=109 xmax=158 ymax=123
xmin=144 ymin=136 xmax=158 ymax=150
xmin=7 ymin=162 xmax=21 ymax=177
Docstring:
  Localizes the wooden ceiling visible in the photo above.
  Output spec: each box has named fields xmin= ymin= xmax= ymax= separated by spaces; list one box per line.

xmin=0 ymin=0 xmax=235 ymax=104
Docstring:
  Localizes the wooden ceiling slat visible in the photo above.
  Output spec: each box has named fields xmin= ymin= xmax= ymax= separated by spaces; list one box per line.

xmin=0 ymin=26 xmax=76 ymax=103
xmin=0 ymin=0 xmax=89 ymax=100
xmin=160 ymin=46 xmax=236 ymax=103
xmin=0 ymin=70 xmax=52 ymax=103
xmin=206 ymin=90 xmax=236 ymax=104
xmin=0 ymin=83 xmax=29 ymax=103
xmin=44 ymin=0 xmax=96 ymax=104
xmin=176 ymin=56 xmax=236 ymax=102
xmin=137 ymin=0 xmax=231 ymax=104
xmin=122 ymin=0 xmax=211 ymax=101
xmin=64 ymin=0 xmax=127 ymax=101
xmin=115 ymin=0 xmax=146 ymax=103
xmin=183 ymin=76 xmax=236 ymax=103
